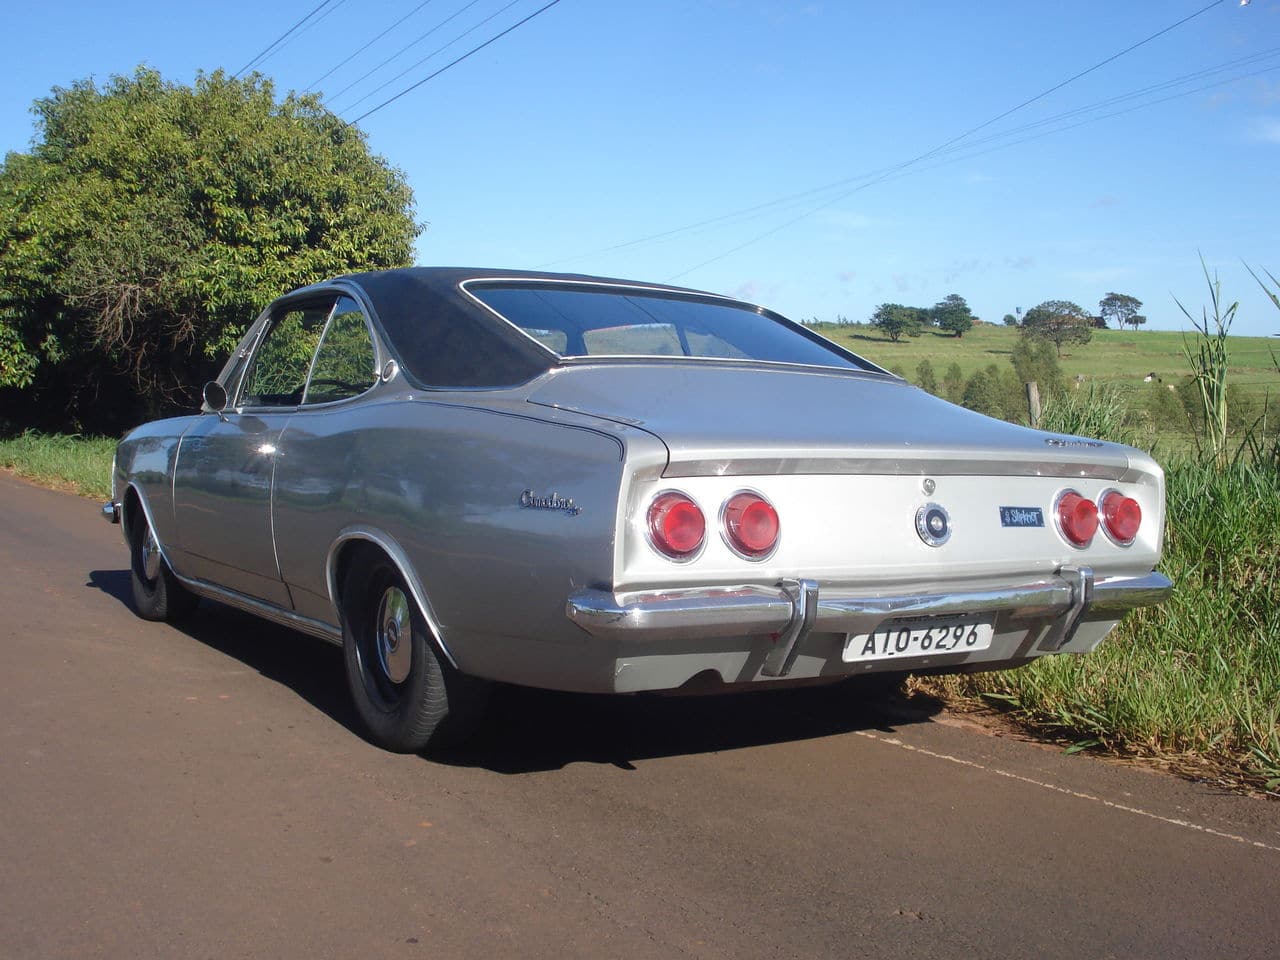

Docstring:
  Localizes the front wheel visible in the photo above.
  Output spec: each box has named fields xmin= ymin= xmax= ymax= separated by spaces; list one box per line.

xmin=128 ymin=506 xmax=198 ymax=622
xmin=341 ymin=557 xmax=487 ymax=753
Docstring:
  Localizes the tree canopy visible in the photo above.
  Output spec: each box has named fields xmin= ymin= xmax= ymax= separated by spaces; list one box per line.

xmin=931 ymin=293 xmax=974 ymax=338
xmin=1021 ymin=300 xmax=1093 ymax=356
xmin=0 ymin=67 xmax=419 ymax=431
xmin=869 ymin=302 xmax=923 ymax=342
xmin=1099 ymin=292 xmax=1143 ymax=331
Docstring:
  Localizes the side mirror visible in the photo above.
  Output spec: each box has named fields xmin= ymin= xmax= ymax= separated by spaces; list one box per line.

xmin=203 ymin=381 xmax=229 ymax=422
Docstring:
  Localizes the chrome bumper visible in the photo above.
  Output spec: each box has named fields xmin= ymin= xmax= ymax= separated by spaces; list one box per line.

xmin=101 ymin=501 xmax=121 ymax=524
xmin=566 ymin=568 xmax=1173 ymax=678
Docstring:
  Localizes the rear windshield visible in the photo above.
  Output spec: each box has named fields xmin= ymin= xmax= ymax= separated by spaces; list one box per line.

xmin=468 ymin=284 xmax=873 ymax=371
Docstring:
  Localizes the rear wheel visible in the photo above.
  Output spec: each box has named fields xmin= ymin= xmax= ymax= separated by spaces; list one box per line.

xmin=341 ymin=554 xmax=487 ymax=753
xmin=127 ymin=505 xmax=198 ymax=622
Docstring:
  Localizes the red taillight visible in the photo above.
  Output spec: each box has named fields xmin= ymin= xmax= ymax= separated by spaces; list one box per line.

xmin=1100 ymin=491 xmax=1141 ymax=544
xmin=1056 ymin=491 xmax=1099 ymax=547
xmin=647 ymin=492 xmax=705 ymax=559
xmin=722 ymin=492 xmax=780 ymax=559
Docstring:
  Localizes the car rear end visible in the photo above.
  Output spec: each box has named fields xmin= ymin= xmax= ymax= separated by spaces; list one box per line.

xmin=547 ymin=366 xmax=1171 ymax=693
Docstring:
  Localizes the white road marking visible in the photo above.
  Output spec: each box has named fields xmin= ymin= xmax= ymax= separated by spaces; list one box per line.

xmin=856 ymin=731 xmax=1280 ymax=854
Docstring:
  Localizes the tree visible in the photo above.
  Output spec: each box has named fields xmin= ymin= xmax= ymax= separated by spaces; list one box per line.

xmin=1129 ymin=314 xmax=1147 ymax=330
xmin=1002 ymin=313 xmax=1019 ymax=327
xmin=932 ymin=293 xmax=974 ymax=338
xmin=869 ymin=302 xmax=922 ymax=342
xmin=0 ymin=67 xmax=419 ymax=431
xmin=941 ymin=361 xmax=964 ymax=404
xmin=914 ymin=358 xmax=938 ymax=394
xmin=1099 ymin=292 xmax=1142 ymax=331
xmin=1021 ymin=300 xmax=1093 ymax=356
xmin=1010 ymin=335 xmax=1065 ymax=398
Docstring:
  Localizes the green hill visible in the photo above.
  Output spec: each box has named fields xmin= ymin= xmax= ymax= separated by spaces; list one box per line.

xmin=815 ymin=323 xmax=1278 ymax=399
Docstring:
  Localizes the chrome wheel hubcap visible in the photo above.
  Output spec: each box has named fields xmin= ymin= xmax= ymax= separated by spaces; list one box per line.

xmin=141 ymin=526 xmax=162 ymax=581
xmin=375 ymin=586 xmax=412 ymax=684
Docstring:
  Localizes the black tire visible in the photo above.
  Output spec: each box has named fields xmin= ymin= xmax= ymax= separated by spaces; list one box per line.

xmin=341 ymin=554 xmax=488 ymax=753
xmin=127 ymin=505 xmax=199 ymax=622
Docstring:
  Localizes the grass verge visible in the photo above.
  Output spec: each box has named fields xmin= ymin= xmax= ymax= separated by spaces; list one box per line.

xmin=0 ymin=431 xmax=115 ymax=500
xmin=928 ymin=456 xmax=1280 ymax=794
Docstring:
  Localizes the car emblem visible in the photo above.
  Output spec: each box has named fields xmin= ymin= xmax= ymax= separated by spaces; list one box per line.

xmin=1044 ymin=437 xmax=1104 ymax=449
xmin=519 ymin=489 xmax=582 ymax=516
xmin=915 ymin=502 xmax=951 ymax=547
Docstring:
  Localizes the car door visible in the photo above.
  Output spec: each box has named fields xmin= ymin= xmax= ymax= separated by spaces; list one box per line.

xmin=271 ymin=295 xmax=383 ymax=624
xmin=174 ymin=297 xmax=337 ymax=606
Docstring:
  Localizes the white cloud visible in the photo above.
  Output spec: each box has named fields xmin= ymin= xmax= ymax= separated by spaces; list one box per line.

xmin=1249 ymin=117 xmax=1280 ymax=142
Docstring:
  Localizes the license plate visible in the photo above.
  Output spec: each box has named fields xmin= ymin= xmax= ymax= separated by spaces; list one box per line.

xmin=843 ymin=617 xmax=994 ymax=662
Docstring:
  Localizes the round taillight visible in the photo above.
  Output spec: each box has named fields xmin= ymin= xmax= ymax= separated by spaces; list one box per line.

xmin=1056 ymin=490 xmax=1099 ymax=547
xmin=1101 ymin=491 xmax=1141 ymax=544
xmin=647 ymin=492 xmax=705 ymax=559
xmin=722 ymin=492 xmax=780 ymax=559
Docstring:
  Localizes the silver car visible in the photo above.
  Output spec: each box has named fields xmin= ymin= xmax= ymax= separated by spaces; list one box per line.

xmin=105 ymin=268 xmax=1172 ymax=752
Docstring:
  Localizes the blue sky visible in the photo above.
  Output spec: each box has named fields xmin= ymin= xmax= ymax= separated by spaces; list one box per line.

xmin=3 ymin=1 xmax=1279 ymax=336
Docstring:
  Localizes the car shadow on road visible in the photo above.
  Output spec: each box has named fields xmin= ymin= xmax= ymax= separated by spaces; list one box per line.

xmin=88 ymin=569 xmax=361 ymax=735
xmin=438 ymin=681 xmax=943 ymax=774
xmin=88 ymin=569 xmax=944 ymax=772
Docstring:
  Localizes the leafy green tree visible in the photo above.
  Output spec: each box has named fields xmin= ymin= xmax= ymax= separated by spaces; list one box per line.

xmin=0 ymin=66 xmax=419 ymax=431
xmin=914 ymin=357 xmax=938 ymax=394
xmin=942 ymin=361 xmax=964 ymax=404
xmin=1002 ymin=313 xmax=1019 ymax=327
xmin=931 ymin=293 xmax=974 ymax=338
xmin=1010 ymin=335 xmax=1065 ymax=398
xmin=869 ymin=303 xmax=922 ymax=342
xmin=1022 ymin=300 xmax=1093 ymax=357
xmin=1129 ymin=314 xmax=1147 ymax=329
xmin=1099 ymin=292 xmax=1143 ymax=330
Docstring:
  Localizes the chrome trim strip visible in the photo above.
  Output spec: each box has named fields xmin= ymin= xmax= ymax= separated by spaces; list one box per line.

xmin=663 ymin=457 xmax=1130 ymax=481
xmin=566 ymin=571 xmax=1172 ymax=644
xmin=175 ymin=576 xmax=343 ymax=646
xmin=124 ymin=483 xmax=179 ymax=573
xmin=323 ymin=526 xmax=459 ymax=668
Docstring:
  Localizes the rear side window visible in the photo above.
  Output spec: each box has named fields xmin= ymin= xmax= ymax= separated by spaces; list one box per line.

xmin=469 ymin=285 xmax=869 ymax=370
xmin=304 ymin=297 xmax=377 ymax=405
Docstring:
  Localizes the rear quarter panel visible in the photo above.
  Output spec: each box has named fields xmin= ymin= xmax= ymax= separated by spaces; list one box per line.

xmin=271 ymin=396 xmax=632 ymax=685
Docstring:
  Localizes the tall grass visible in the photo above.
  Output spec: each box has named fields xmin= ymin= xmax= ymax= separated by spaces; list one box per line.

xmin=937 ymin=456 xmax=1280 ymax=790
xmin=0 ymin=431 xmax=115 ymax=499
xmin=1177 ymin=258 xmax=1237 ymax=468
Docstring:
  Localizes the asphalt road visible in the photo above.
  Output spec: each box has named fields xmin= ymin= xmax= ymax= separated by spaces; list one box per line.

xmin=2 ymin=470 xmax=1278 ymax=959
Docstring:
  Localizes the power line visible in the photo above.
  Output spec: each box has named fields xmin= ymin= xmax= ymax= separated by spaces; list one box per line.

xmin=348 ymin=0 xmax=565 ymax=124
xmin=535 ymin=46 xmax=1279 ymax=273
xmin=655 ymin=0 xmax=1234 ymax=281
xmin=666 ymin=57 xmax=1280 ymax=283
xmin=341 ymin=0 xmax=526 ymax=115
xmin=304 ymin=0 xmax=440 ymax=93
xmin=542 ymin=5 xmax=1248 ymax=272
xmin=233 ymin=0 xmax=339 ymax=79
xmin=323 ymin=0 xmax=488 ymax=107
xmin=907 ymin=0 xmax=1229 ymax=168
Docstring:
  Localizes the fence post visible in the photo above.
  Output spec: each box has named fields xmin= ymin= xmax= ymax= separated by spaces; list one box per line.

xmin=1025 ymin=381 xmax=1041 ymax=427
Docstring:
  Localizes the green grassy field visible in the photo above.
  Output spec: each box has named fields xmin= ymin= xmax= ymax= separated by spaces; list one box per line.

xmin=812 ymin=322 xmax=1279 ymax=397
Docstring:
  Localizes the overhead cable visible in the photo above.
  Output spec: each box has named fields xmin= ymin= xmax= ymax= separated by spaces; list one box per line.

xmin=233 ymin=0 xmax=339 ymax=79
xmin=347 ymin=0 xmax=565 ymax=124
xmin=305 ymin=0 xmax=440 ymax=93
